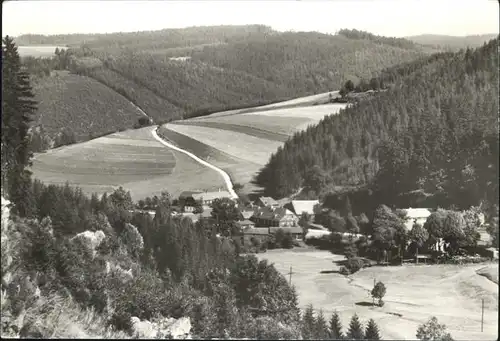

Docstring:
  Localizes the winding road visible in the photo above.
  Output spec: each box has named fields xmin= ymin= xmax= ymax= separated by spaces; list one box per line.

xmin=151 ymin=127 xmax=238 ymax=199
xmin=129 ymin=100 xmax=238 ymax=199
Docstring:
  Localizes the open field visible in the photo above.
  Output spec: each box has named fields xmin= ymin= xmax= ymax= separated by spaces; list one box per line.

xmin=163 ymin=124 xmax=283 ymax=165
xmin=186 ymin=103 xmax=347 ymax=135
xmin=197 ymin=90 xmax=341 ymax=119
xmin=159 ymin=100 xmax=347 ymax=194
xmin=30 ymin=127 xmax=226 ymax=201
xmin=32 ymin=71 xmax=145 ymax=140
xmin=257 ymin=249 xmax=498 ymax=340
xmin=157 ymin=127 xmax=263 ymax=194
xmin=18 ymin=45 xmax=67 ymax=57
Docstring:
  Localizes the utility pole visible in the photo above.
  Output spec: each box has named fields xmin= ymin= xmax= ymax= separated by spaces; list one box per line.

xmin=288 ymin=266 xmax=294 ymax=285
xmin=373 ymin=278 xmax=376 ymax=306
xmin=481 ymin=298 xmax=484 ymax=332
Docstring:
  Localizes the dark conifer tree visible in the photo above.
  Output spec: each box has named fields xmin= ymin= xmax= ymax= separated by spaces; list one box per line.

xmin=347 ymin=313 xmax=364 ymax=340
xmin=364 ymin=318 xmax=382 ymax=340
xmin=2 ymin=36 xmax=38 ymax=217
xmin=314 ymin=309 xmax=329 ymax=339
xmin=329 ymin=310 xmax=344 ymax=339
xmin=301 ymin=304 xmax=316 ymax=340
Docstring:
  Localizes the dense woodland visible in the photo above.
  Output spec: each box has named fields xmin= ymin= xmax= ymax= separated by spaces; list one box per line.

xmin=190 ymin=31 xmax=434 ymax=96
xmin=14 ymin=25 xmax=275 ymax=51
xmin=21 ymin=28 xmax=441 ymax=132
xmin=407 ymin=34 xmax=499 ymax=51
xmin=257 ymin=38 xmax=499 ymax=215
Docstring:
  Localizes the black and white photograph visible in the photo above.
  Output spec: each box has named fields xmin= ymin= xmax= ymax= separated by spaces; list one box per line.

xmin=1 ymin=0 xmax=498 ymax=339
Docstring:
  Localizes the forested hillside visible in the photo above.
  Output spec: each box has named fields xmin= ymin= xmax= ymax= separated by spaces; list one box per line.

xmin=80 ymin=52 xmax=291 ymax=120
xmin=407 ymin=34 xmax=498 ymax=51
xmin=17 ymin=27 xmax=440 ymax=137
xmin=66 ymin=28 xmax=439 ymax=120
xmin=256 ymin=38 xmax=498 ymax=212
xmin=14 ymin=25 xmax=275 ymax=50
xmin=190 ymin=30 xmax=436 ymax=96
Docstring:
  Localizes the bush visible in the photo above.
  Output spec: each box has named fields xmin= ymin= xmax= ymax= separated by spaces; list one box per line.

xmin=379 ymin=299 xmax=385 ymax=307
xmin=345 ymin=257 xmax=364 ymax=274
xmin=109 ymin=310 xmax=133 ymax=334
xmin=339 ymin=266 xmax=350 ymax=276
xmin=250 ymin=237 xmax=260 ymax=248
xmin=259 ymin=241 xmax=268 ymax=252
xmin=281 ymin=232 xmax=294 ymax=249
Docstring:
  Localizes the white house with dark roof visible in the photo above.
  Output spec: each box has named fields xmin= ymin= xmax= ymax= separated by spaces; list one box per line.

xmin=236 ymin=219 xmax=255 ymax=230
xmin=402 ymin=208 xmax=432 ymax=231
xmin=257 ymin=196 xmax=279 ymax=208
xmin=291 ymin=200 xmax=320 ymax=216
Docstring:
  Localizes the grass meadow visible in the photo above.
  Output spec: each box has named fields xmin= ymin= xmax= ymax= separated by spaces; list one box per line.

xmin=30 ymin=127 xmax=226 ymax=201
xmin=257 ymin=249 xmax=498 ymax=341
xmin=159 ymin=99 xmax=348 ymax=195
xmin=17 ymin=45 xmax=67 ymax=58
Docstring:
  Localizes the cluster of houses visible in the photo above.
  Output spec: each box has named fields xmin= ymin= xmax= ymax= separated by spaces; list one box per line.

xmin=173 ymin=191 xmax=322 ymax=242
xmin=133 ymin=189 xmax=497 ymax=256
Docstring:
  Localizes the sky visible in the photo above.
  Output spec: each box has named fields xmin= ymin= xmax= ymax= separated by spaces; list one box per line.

xmin=2 ymin=0 xmax=499 ymax=38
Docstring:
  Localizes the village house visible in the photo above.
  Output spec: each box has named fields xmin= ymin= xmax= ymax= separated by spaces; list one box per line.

xmin=241 ymin=227 xmax=270 ymax=246
xmin=251 ymin=206 xmax=299 ymax=228
xmin=291 ymin=200 xmax=319 ymax=218
xmin=192 ymin=189 xmax=231 ymax=206
xmin=239 ymin=208 xmax=255 ymax=221
xmin=236 ymin=219 xmax=255 ymax=230
xmin=256 ymin=196 xmax=279 ymax=208
xmin=402 ymin=208 xmax=432 ymax=231
xmin=178 ymin=191 xmax=203 ymax=212
xmin=242 ymin=227 xmax=270 ymax=237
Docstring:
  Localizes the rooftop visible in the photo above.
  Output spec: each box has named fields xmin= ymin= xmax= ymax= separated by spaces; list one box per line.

xmin=269 ymin=226 xmax=303 ymax=234
xmin=259 ymin=196 xmax=278 ymax=206
xmin=243 ymin=227 xmax=270 ymax=235
xmin=253 ymin=206 xmax=296 ymax=221
xmin=403 ymin=208 xmax=432 ymax=219
xmin=291 ymin=200 xmax=319 ymax=215
xmin=179 ymin=191 xmax=203 ymax=199
xmin=236 ymin=220 xmax=255 ymax=227
xmin=240 ymin=210 xmax=255 ymax=219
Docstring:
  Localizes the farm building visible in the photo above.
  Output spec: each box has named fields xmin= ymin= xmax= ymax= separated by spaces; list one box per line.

xmin=251 ymin=206 xmax=299 ymax=227
xmin=239 ymin=209 xmax=255 ymax=220
xmin=257 ymin=196 xmax=279 ymax=208
xmin=402 ymin=208 xmax=432 ymax=230
xmin=291 ymin=200 xmax=319 ymax=216
xmin=178 ymin=191 xmax=203 ymax=200
xmin=485 ymin=247 xmax=499 ymax=260
xmin=242 ymin=227 xmax=270 ymax=236
xmin=192 ymin=189 xmax=232 ymax=205
xmin=305 ymin=229 xmax=331 ymax=240
xmin=236 ymin=220 xmax=255 ymax=230
xmin=269 ymin=226 xmax=304 ymax=240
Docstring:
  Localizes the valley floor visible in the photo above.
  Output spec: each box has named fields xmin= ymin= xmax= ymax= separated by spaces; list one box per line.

xmin=257 ymin=249 xmax=499 ymax=340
